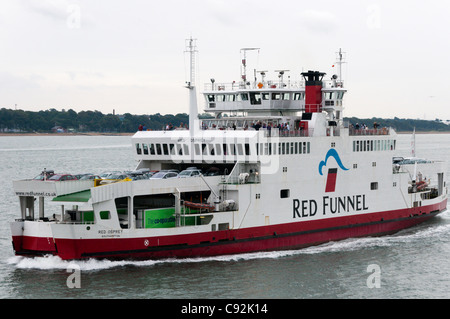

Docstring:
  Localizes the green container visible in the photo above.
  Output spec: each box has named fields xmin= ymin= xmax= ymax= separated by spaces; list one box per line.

xmin=144 ymin=208 xmax=176 ymax=228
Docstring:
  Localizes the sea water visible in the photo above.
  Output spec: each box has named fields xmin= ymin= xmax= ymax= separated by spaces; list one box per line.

xmin=1 ymin=133 xmax=450 ymax=299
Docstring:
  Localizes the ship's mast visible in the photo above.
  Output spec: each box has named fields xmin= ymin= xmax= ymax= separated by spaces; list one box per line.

xmin=240 ymin=48 xmax=259 ymax=87
xmin=185 ymin=38 xmax=198 ymax=135
xmin=335 ymin=48 xmax=346 ymax=87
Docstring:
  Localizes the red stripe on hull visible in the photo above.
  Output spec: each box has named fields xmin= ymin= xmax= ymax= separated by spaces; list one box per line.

xmin=12 ymin=235 xmax=56 ymax=256
xmin=50 ymin=199 xmax=447 ymax=260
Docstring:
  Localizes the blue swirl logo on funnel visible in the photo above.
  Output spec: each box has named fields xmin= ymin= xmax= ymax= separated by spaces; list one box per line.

xmin=318 ymin=149 xmax=349 ymax=192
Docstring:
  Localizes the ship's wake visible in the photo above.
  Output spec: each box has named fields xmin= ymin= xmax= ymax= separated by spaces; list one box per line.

xmin=8 ymin=211 xmax=450 ymax=271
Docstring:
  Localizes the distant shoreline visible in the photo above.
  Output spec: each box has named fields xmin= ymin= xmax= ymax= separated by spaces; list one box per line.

xmin=1 ymin=131 xmax=449 ymax=137
xmin=0 ymin=132 xmax=134 ymax=137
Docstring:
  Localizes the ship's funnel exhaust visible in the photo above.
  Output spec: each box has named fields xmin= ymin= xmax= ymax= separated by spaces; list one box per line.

xmin=301 ymin=70 xmax=326 ymax=113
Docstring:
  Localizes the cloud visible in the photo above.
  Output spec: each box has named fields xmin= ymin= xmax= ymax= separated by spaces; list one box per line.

xmin=22 ymin=0 xmax=70 ymax=21
xmin=299 ymin=9 xmax=339 ymax=33
xmin=0 ymin=72 xmax=43 ymax=90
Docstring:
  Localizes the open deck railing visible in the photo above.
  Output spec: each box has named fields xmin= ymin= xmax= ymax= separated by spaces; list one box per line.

xmin=349 ymin=128 xmax=390 ymax=136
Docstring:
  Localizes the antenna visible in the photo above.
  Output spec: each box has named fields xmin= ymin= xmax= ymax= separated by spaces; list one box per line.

xmin=185 ymin=38 xmax=198 ymax=135
xmin=185 ymin=38 xmax=198 ymax=88
xmin=275 ymin=70 xmax=290 ymax=87
xmin=240 ymin=48 xmax=259 ymax=85
xmin=334 ymin=48 xmax=346 ymax=87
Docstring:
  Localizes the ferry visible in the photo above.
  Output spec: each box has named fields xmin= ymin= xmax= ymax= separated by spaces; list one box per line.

xmin=10 ymin=40 xmax=448 ymax=260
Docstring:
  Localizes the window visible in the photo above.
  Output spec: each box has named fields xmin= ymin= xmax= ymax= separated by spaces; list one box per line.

xmin=237 ymin=144 xmax=243 ymax=155
xmin=226 ymin=94 xmax=235 ymax=102
xmin=163 ymin=144 xmax=169 ymax=155
xmin=149 ymin=144 xmax=156 ymax=155
xmin=262 ymin=93 xmax=270 ymax=100
xmin=283 ymin=93 xmax=290 ymax=100
xmin=240 ymin=93 xmax=249 ymax=101
xmin=256 ymin=194 xmax=261 ymax=199
xmin=194 ymin=144 xmax=200 ymax=156
xmin=293 ymin=93 xmax=304 ymax=100
xmin=280 ymin=189 xmax=290 ymax=198
xmin=216 ymin=94 xmax=225 ymax=102
xmin=207 ymin=94 xmax=215 ymax=102
xmin=371 ymin=182 xmax=378 ymax=190
xmin=202 ymin=143 xmax=207 ymax=155
xmin=143 ymin=144 xmax=149 ymax=155
xmin=136 ymin=143 xmax=142 ymax=155
xmin=183 ymin=144 xmax=189 ymax=155
xmin=215 ymin=144 xmax=222 ymax=156
xmin=272 ymin=93 xmax=281 ymax=100
xmin=250 ymin=92 xmax=262 ymax=105
xmin=100 ymin=211 xmax=110 ymax=220
xmin=156 ymin=144 xmax=162 ymax=155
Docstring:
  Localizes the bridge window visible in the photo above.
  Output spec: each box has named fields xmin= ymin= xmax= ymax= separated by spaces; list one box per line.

xmin=293 ymin=93 xmax=304 ymax=100
xmin=183 ymin=144 xmax=189 ymax=155
xmin=163 ymin=144 xmax=169 ymax=155
xmin=226 ymin=94 xmax=236 ymax=102
xmin=156 ymin=144 xmax=162 ymax=155
xmin=250 ymin=92 xmax=261 ymax=105
xmin=149 ymin=143 xmax=155 ymax=155
xmin=143 ymin=144 xmax=148 ymax=155
xmin=136 ymin=143 xmax=142 ymax=155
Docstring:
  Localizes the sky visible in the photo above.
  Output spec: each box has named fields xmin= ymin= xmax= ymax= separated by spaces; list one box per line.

xmin=1 ymin=0 xmax=450 ymax=120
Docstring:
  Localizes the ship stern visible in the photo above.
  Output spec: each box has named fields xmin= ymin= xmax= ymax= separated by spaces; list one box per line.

xmin=10 ymin=220 xmax=57 ymax=257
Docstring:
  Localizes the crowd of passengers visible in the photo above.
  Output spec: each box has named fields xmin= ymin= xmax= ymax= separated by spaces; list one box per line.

xmin=201 ymin=121 xmax=295 ymax=132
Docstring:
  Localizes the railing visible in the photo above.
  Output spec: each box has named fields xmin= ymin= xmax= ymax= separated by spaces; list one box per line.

xmin=204 ymin=81 xmax=305 ymax=91
xmin=349 ymin=128 xmax=390 ymax=136
xmin=264 ymin=128 xmax=312 ymax=138
xmin=304 ymin=104 xmax=322 ymax=113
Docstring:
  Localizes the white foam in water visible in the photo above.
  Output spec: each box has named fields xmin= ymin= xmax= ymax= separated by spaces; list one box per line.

xmin=8 ymin=211 xmax=450 ymax=270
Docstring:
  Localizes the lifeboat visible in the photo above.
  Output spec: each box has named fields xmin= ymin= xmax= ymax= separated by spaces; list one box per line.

xmin=183 ymin=200 xmax=215 ymax=211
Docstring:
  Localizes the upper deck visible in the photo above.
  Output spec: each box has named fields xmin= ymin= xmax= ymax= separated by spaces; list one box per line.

xmin=202 ymin=78 xmax=346 ymax=115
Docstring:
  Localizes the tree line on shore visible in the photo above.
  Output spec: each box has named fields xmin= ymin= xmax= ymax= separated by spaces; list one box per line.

xmin=1 ymin=107 xmax=449 ymax=133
